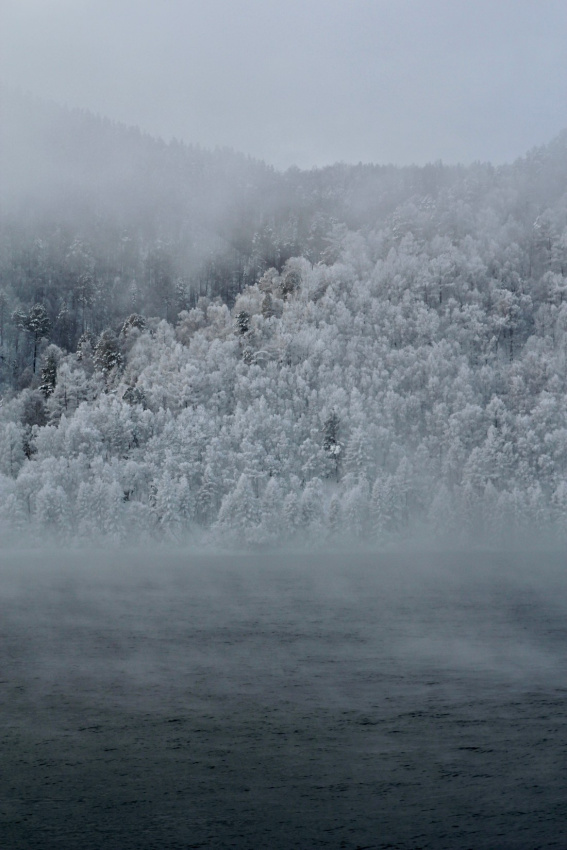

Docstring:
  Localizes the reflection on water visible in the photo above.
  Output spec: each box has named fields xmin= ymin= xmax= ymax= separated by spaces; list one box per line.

xmin=1 ymin=550 xmax=567 ymax=849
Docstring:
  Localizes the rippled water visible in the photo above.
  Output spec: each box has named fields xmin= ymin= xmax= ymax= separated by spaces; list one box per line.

xmin=1 ymin=549 xmax=566 ymax=849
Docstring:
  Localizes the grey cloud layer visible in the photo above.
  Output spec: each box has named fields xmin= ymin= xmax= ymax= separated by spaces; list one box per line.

xmin=2 ymin=0 xmax=567 ymax=167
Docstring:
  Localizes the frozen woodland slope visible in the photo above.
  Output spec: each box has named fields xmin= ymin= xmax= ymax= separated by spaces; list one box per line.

xmin=2 ymin=92 xmax=567 ymax=545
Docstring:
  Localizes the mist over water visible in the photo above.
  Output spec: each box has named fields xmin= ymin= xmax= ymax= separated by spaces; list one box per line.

xmin=2 ymin=547 xmax=566 ymax=848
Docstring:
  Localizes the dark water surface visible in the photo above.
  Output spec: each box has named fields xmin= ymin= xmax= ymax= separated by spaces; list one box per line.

xmin=1 ymin=549 xmax=567 ymax=849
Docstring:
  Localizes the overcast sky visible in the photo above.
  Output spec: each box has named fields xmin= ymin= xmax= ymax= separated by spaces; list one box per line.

xmin=1 ymin=0 xmax=566 ymax=170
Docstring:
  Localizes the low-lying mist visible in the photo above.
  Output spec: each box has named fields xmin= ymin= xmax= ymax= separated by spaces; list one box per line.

xmin=3 ymin=546 xmax=566 ymax=714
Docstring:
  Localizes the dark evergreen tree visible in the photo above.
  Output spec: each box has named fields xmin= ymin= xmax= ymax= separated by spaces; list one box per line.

xmin=76 ymin=331 xmax=96 ymax=361
xmin=235 ymin=310 xmax=251 ymax=335
xmin=120 ymin=314 xmax=146 ymax=337
xmin=39 ymin=350 xmax=58 ymax=398
xmin=94 ymin=329 xmax=123 ymax=381
xmin=323 ymin=411 xmax=342 ymax=481
xmin=122 ymin=386 xmax=147 ymax=407
xmin=13 ymin=304 xmax=51 ymax=372
xmin=281 ymin=268 xmax=301 ymax=299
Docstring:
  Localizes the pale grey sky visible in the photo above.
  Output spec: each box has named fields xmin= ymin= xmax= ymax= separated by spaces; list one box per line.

xmin=1 ymin=0 xmax=566 ymax=169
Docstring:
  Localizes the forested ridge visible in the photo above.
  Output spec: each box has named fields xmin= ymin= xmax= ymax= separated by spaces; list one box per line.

xmin=2 ymin=90 xmax=567 ymax=545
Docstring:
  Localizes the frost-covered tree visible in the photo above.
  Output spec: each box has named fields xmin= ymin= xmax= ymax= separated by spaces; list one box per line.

xmin=216 ymin=474 xmax=258 ymax=544
xmin=35 ymin=483 xmax=70 ymax=537
xmin=0 ymin=422 xmax=26 ymax=477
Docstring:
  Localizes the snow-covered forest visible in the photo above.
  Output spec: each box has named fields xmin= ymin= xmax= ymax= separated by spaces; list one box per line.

xmin=2 ymin=91 xmax=567 ymax=546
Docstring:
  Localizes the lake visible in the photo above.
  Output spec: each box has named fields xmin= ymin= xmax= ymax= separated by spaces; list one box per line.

xmin=1 ymin=549 xmax=566 ymax=849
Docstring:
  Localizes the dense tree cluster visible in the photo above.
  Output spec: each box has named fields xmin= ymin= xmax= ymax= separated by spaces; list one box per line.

xmin=2 ymin=92 xmax=567 ymax=546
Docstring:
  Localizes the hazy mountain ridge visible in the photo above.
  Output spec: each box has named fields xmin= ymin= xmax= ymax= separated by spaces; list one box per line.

xmin=5 ymin=90 xmax=565 ymax=378
xmin=1 ymin=92 xmax=567 ymax=545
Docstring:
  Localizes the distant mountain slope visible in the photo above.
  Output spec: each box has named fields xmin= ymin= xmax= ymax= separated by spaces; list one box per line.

xmin=1 ymin=87 xmax=567 ymax=391
xmin=1 ymin=96 xmax=567 ymax=545
xmin=0 ymin=86 xmax=282 ymax=271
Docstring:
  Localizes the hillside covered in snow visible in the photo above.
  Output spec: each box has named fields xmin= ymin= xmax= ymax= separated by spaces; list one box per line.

xmin=2 ymin=93 xmax=567 ymax=545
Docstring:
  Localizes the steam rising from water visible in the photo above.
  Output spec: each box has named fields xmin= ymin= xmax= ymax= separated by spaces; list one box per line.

xmin=3 ymin=547 xmax=567 ymax=848
xmin=3 ymin=547 xmax=567 ymax=709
